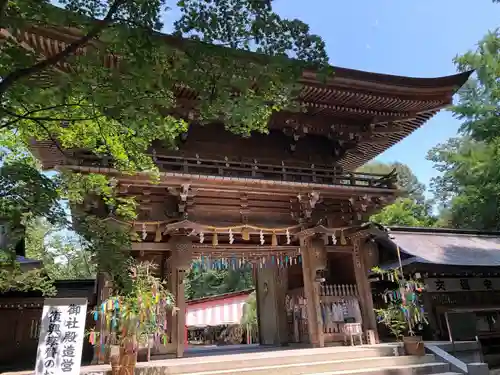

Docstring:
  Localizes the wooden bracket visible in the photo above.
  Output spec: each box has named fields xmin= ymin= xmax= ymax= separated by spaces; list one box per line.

xmin=296 ymin=191 xmax=321 ymax=222
xmin=168 ymin=184 xmax=194 ymax=219
xmin=240 ymin=193 xmax=249 ymax=224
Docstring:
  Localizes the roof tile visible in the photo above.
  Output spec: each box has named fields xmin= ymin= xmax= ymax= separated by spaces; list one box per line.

xmin=392 ymin=232 xmax=500 ymax=266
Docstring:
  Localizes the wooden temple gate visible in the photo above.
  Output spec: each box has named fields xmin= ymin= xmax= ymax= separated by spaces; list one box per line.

xmin=89 ymin=176 xmax=397 ymax=360
xmin=7 ymin=17 xmax=471 ymax=361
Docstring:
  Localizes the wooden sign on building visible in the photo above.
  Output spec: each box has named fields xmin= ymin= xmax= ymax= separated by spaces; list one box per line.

xmin=425 ymin=277 xmax=500 ymax=293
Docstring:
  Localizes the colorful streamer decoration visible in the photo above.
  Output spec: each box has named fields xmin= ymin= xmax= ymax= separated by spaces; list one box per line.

xmin=191 ymin=250 xmax=301 ymax=272
xmin=88 ymin=265 xmax=175 ymax=352
xmin=376 ymin=268 xmax=428 ymax=332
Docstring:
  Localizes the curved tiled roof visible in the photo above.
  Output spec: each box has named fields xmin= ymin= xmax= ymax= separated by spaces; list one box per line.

xmin=7 ymin=21 xmax=471 ymax=170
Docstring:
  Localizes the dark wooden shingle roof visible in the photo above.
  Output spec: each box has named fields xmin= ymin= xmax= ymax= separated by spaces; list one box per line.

xmin=389 ymin=231 xmax=500 ymax=267
xmin=12 ymin=20 xmax=471 ymax=171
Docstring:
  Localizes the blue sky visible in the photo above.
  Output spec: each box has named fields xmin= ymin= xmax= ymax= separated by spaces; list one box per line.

xmin=165 ymin=0 xmax=499 ymax=191
xmin=273 ymin=0 xmax=499 ymax=190
xmin=50 ymin=0 xmax=497 ymax=190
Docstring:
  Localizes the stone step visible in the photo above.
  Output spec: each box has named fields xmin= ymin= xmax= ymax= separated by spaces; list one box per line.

xmin=305 ymin=363 xmax=454 ymax=375
xmin=145 ymin=346 xmax=398 ymax=374
xmin=157 ymin=354 xmax=441 ymax=375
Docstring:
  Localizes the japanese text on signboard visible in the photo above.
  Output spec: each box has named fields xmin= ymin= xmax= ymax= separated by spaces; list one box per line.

xmin=35 ymin=298 xmax=87 ymax=375
xmin=425 ymin=278 xmax=500 ymax=293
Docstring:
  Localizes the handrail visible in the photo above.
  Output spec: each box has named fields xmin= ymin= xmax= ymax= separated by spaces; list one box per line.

xmin=425 ymin=343 xmax=468 ymax=373
xmin=425 ymin=343 xmax=489 ymax=374
xmin=73 ymin=152 xmax=398 ymax=190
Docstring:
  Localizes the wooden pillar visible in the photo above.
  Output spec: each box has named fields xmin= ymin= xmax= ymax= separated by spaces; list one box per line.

xmin=310 ymin=239 xmax=325 ymax=348
xmin=299 ymin=237 xmax=324 ymax=347
xmin=422 ymin=292 xmax=439 ymax=340
xmin=168 ymin=265 xmax=178 ymax=351
xmin=256 ymin=265 xmax=289 ymax=346
xmin=254 ymin=267 xmax=263 ymax=345
xmin=167 ymin=265 xmax=187 ymax=358
xmin=176 ymin=269 xmax=186 ymax=358
xmin=353 ymin=238 xmax=379 ymax=344
xmin=276 ymin=266 xmax=290 ymax=346
xmin=167 ymin=235 xmax=192 ymax=358
xmin=92 ymin=272 xmax=112 ymax=364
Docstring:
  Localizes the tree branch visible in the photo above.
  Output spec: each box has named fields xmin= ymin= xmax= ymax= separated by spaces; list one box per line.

xmin=0 ymin=105 xmax=104 ymax=130
xmin=29 ymin=116 xmax=71 ymax=160
xmin=2 ymin=103 xmax=89 ymax=118
xmin=0 ymin=0 xmax=125 ymax=96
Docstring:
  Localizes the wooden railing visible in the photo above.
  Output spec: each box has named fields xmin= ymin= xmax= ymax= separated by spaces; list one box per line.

xmin=320 ymin=284 xmax=358 ymax=297
xmin=75 ymin=153 xmax=398 ymax=189
xmin=287 ymin=285 xmax=362 ymax=341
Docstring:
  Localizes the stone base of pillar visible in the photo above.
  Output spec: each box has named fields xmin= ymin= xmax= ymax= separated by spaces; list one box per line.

xmin=366 ymin=329 xmax=378 ymax=345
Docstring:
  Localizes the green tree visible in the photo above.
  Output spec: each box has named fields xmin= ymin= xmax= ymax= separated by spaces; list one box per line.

xmin=358 ymin=162 xmax=425 ymax=203
xmin=185 ymin=263 xmax=253 ymax=300
xmin=0 ymin=129 xmax=116 ymax=294
xmin=25 ymin=218 xmax=96 ymax=280
xmin=1 ymin=1 xmax=329 ymax=294
xmin=371 ymin=198 xmax=436 ymax=227
xmin=1 ymin=0 xmax=328 ymax=174
xmin=0 ymin=131 xmax=64 ymax=295
xmin=427 ymin=29 xmax=500 ymax=230
xmin=357 ymin=162 xmax=435 ymax=227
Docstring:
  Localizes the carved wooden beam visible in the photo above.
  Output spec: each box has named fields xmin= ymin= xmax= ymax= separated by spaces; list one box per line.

xmin=167 ymin=184 xmax=194 ymax=219
xmin=295 ymin=191 xmax=321 ymax=222
xmin=295 ymin=225 xmax=338 ymax=239
xmin=132 ymin=242 xmax=171 ymax=252
xmin=368 ymin=121 xmax=408 ymax=134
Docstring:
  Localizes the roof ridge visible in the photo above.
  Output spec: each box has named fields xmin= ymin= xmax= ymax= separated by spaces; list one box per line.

xmin=388 ymin=226 xmax=500 ymax=236
xmin=394 ymin=231 xmax=500 ymax=238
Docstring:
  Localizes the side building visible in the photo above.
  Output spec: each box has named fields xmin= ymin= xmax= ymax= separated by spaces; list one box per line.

xmin=0 ymin=279 xmax=96 ymax=371
xmin=371 ymin=226 xmax=500 ymax=367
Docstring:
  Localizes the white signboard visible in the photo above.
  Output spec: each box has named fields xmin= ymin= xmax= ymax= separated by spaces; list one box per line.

xmin=425 ymin=277 xmax=500 ymax=293
xmin=35 ymin=298 xmax=88 ymax=375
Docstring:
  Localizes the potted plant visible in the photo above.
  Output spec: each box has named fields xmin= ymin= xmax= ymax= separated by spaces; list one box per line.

xmin=372 ymin=267 xmax=427 ymax=356
xmin=88 ymin=261 xmax=176 ymax=375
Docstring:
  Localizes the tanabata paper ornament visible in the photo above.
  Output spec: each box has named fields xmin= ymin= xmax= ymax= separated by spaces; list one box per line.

xmin=332 ymin=231 xmax=337 ymax=245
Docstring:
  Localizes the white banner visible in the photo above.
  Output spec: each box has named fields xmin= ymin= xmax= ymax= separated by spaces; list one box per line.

xmin=35 ymin=298 xmax=88 ymax=375
xmin=425 ymin=277 xmax=500 ymax=293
